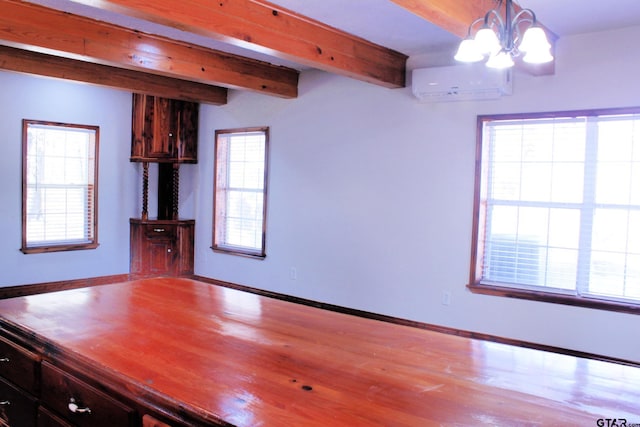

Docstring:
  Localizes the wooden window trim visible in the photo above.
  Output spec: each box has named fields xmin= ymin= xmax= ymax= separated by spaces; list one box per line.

xmin=212 ymin=127 xmax=269 ymax=258
xmin=21 ymin=120 xmax=99 ymax=254
xmin=468 ymin=283 xmax=640 ymax=315
xmin=468 ymin=107 xmax=640 ymax=314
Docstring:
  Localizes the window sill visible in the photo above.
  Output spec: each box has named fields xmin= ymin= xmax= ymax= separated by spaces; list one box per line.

xmin=21 ymin=243 xmax=99 ymax=254
xmin=468 ymin=282 xmax=640 ymax=315
xmin=210 ymin=246 xmax=266 ymax=260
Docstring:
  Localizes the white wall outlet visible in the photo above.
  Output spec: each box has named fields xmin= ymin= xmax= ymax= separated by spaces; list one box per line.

xmin=289 ymin=267 xmax=297 ymax=280
xmin=441 ymin=291 xmax=451 ymax=306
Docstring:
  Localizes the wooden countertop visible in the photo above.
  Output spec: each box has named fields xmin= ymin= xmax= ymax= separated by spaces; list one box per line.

xmin=0 ymin=277 xmax=638 ymax=426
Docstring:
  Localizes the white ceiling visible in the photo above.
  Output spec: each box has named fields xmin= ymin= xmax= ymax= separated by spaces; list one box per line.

xmin=266 ymin=0 xmax=640 ymax=52
xmin=520 ymin=0 xmax=640 ymax=36
xmin=24 ymin=0 xmax=640 ymax=70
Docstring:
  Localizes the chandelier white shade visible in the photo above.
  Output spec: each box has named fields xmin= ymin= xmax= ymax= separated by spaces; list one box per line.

xmin=454 ymin=0 xmax=553 ymax=69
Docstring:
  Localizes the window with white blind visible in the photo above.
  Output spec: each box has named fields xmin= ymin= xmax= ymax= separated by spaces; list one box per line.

xmin=213 ymin=127 xmax=269 ymax=258
xmin=22 ymin=120 xmax=99 ymax=253
xmin=471 ymin=108 xmax=640 ymax=312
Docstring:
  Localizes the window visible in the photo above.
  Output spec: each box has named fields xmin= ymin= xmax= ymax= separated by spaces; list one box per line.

xmin=22 ymin=120 xmax=99 ymax=253
xmin=471 ymin=108 xmax=640 ymax=312
xmin=213 ymin=127 xmax=269 ymax=258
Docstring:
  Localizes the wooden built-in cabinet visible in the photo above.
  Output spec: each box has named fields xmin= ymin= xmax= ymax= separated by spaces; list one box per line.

xmin=0 ymin=335 xmax=39 ymax=426
xmin=0 ymin=332 xmax=182 ymax=426
xmin=131 ymin=94 xmax=198 ymax=163
xmin=130 ymin=219 xmax=195 ymax=277
xmin=130 ymin=93 xmax=198 ymax=277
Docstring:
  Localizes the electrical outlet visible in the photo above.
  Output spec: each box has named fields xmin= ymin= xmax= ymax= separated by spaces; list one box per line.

xmin=441 ymin=291 xmax=451 ymax=306
xmin=289 ymin=267 xmax=297 ymax=280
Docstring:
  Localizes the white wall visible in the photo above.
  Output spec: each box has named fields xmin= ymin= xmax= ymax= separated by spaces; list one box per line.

xmin=0 ymin=73 xmax=137 ymax=285
xmin=195 ymin=26 xmax=640 ymax=363
xmin=1 ymin=26 xmax=638 ymax=363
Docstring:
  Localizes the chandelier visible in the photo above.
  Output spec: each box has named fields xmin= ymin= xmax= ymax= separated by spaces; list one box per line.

xmin=454 ymin=0 xmax=553 ymax=69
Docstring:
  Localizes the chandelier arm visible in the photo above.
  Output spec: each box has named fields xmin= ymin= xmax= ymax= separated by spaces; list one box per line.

xmin=512 ymin=18 xmax=533 ymax=47
xmin=512 ymin=8 xmax=536 ymax=24
xmin=483 ymin=8 xmax=505 ymax=32
xmin=467 ymin=17 xmax=486 ymax=37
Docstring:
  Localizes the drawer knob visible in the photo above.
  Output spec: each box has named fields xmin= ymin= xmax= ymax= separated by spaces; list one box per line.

xmin=0 ymin=357 xmax=9 ymax=363
xmin=68 ymin=397 xmax=92 ymax=414
xmin=0 ymin=401 xmax=9 ymax=406
xmin=153 ymin=228 xmax=166 ymax=232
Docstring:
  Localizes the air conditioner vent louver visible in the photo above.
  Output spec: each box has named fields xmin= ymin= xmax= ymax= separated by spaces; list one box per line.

xmin=411 ymin=65 xmax=512 ymax=103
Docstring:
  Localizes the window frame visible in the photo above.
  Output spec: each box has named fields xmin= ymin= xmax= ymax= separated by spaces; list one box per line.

xmin=21 ymin=119 xmax=99 ymax=254
xmin=469 ymin=107 xmax=640 ymax=315
xmin=212 ymin=127 xmax=269 ymax=258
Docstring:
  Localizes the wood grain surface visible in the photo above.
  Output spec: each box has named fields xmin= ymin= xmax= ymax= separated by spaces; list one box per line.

xmin=0 ymin=277 xmax=637 ymax=426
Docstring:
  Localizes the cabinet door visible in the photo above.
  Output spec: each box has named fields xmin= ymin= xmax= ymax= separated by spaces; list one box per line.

xmin=149 ymin=97 xmax=176 ymax=160
xmin=0 ymin=377 xmax=37 ymax=427
xmin=174 ymin=100 xmax=198 ymax=162
xmin=131 ymin=93 xmax=167 ymax=160
xmin=144 ymin=224 xmax=177 ymax=275
xmin=176 ymin=223 xmax=195 ymax=276
xmin=148 ymin=239 xmax=176 ymax=275
xmin=130 ymin=93 xmax=147 ymax=160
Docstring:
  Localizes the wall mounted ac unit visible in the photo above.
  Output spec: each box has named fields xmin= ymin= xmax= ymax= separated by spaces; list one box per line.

xmin=411 ymin=65 xmax=512 ymax=103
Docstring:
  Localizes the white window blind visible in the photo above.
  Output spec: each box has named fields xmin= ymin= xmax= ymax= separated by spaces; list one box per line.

xmin=23 ymin=121 xmax=98 ymax=252
xmin=476 ymin=110 xmax=640 ymax=304
xmin=214 ymin=128 xmax=268 ymax=257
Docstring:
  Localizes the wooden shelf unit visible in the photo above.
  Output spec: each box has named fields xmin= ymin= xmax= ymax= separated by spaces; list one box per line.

xmin=129 ymin=93 xmax=199 ymax=277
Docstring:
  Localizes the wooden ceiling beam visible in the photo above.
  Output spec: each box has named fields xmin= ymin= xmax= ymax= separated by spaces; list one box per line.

xmin=391 ymin=0 xmax=497 ymax=38
xmin=390 ymin=0 xmax=555 ymax=75
xmin=0 ymin=45 xmax=227 ymax=105
xmin=65 ymin=0 xmax=408 ymax=88
xmin=0 ymin=0 xmax=298 ymax=98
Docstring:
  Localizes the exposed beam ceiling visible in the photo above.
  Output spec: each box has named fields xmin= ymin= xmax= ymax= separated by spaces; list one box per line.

xmin=390 ymin=0 xmax=556 ymax=75
xmin=0 ymin=0 xmax=563 ymax=102
xmin=64 ymin=0 xmax=408 ymax=89
xmin=0 ymin=45 xmax=228 ymax=104
xmin=0 ymin=0 xmax=298 ymax=101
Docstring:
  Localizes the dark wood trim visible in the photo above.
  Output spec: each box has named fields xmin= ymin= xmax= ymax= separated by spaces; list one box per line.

xmin=477 ymin=106 xmax=640 ymax=122
xmin=469 ymin=282 xmax=640 ymax=315
xmin=21 ymin=120 xmax=100 ymax=255
xmin=212 ymin=127 xmax=269 ymax=258
xmin=20 ymin=242 xmax=100 ymax=255
xmin=0 ymin=274 xmax=132 ymax=299
xmin=192 ymin=274 xmax=640 ymax=368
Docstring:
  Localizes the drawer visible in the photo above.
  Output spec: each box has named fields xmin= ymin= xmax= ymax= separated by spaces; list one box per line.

xmin=143 ymin=414 xmax=172 ymax=427
xmin=38 ymin=407 xmax=74 ymax=427
xmin=0 ymin=377 xmax=37 ymax=427
xmin=41 ymin=362 xmax=135 ymax=427
xmin=143 ymin=224 xmax=177 ymax=240
xmin=0 ymin=335 xmax=39 ymax=394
